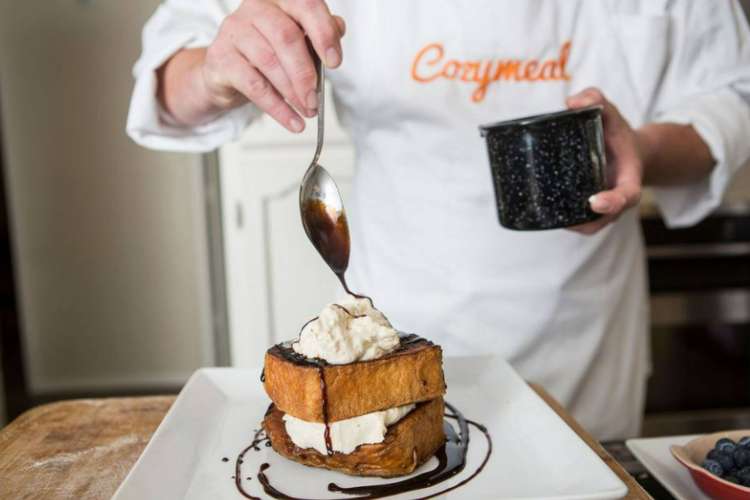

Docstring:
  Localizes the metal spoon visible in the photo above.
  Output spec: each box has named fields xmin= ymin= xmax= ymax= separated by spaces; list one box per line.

xmin=299 ymin=55 xmax=356 ymax=295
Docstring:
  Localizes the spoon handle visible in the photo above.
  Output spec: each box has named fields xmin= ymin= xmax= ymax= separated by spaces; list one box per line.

xmin=311 ymin=53 xmax=325 ymax=167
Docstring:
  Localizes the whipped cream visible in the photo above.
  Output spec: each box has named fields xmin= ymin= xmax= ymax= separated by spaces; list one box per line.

xmin=292 ymin=295 xmax=400 ymax=364
xmin=283 ymin=404 xmax=415 ymax=454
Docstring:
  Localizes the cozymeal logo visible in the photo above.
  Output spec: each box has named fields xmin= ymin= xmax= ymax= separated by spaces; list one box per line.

xmin=411 ymin=40 xmax=573 ymax=103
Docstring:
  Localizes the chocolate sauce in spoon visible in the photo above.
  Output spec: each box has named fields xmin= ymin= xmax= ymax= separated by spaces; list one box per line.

xmin=302 ymin=200 xmax=350 ymax=293
xmin=302 ymin=199 xmax=371 ymax=301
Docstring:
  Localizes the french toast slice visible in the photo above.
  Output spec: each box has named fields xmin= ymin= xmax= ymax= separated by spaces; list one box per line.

xmin=263 ymin=334 xmax=445 ymax=423
xmin=263 ymin=397 xmax=445 ymax=477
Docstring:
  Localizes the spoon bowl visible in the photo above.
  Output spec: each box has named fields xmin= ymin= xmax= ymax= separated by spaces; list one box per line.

xmin=300 ymin=164 xmax=350 ymax=276
xmin=299 ymin=52 xmax=354 ymax=292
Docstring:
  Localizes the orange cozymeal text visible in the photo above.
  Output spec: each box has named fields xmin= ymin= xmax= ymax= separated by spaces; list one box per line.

xmin=411 ymin=41 xmax=572 ymax=102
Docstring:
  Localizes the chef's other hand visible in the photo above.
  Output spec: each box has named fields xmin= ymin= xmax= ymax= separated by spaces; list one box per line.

xmin=565 ymin=88 xmax=643 ymax=235
xmin=201 ymin=0 xmax=345 ymax=133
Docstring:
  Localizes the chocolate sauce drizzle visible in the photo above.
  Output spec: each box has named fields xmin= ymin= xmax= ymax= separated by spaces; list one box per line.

xmin=233 ymin=427 xmax=271 ymax=499
xmin=336 ymin=273 xmax=369 ymax=301
xmin=319 ymin=366 xmax=333 ymax=456
xmin=331 ymin=294 xmax=390 ymax=329
xmin=331 ymin=303 xmax=367 ymax=319
xmin=233 ymin=402 xmax=492 ymax=500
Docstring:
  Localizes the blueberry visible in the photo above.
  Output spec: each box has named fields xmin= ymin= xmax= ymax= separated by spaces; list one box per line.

xmin=703 ymin=459 xmax=724 ymax=477
xmin=706 ymin=449 xmax=736 ymax=472
xmin=738 ymin=436 xmax=750 ymax=448
xmin=735 ymin=448 xmax=750 ymax=469
xmin=737 ymin=466 xmax=750 ymax=486
xmin=726 ymin=475 xmax=741 ymax=484
xmin=717 ymin=438 xmax=737 ymax=454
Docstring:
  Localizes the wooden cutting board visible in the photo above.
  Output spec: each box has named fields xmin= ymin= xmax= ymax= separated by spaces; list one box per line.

xmin=0 ymin=389 xmax=650 ymax=499
xmin=0 ymin=396 xmax=173 ymax=499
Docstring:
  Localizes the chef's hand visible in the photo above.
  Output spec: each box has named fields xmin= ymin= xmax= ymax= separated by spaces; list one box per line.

xmin=565 ymin=88 xmax=643 ymax=235
xmin=162 ymin=0 xmax=345 ymax=132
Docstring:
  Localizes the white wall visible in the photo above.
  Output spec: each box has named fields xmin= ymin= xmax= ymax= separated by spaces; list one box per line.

xmin=0 ymin=1 xmax=213 ymax=394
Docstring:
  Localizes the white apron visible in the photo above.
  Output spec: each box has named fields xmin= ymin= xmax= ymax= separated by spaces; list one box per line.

xmin=127 ymin=0 xmax=750 ymax=439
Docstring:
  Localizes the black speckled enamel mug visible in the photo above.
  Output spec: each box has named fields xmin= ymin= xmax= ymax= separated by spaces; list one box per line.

xmin=479 ymin=106 xmax=608 ymax=230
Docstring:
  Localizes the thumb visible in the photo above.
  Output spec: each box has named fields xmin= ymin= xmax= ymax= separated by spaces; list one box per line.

xmin=566 ymin=87 xmax=606 ymax=110
xmin=333 ymin=15 xmax=346 ymax=37
xmin=589 ymin=181 xmax=641 ymax=215
xmin=589 ymin=191 xmax=627 ymax=215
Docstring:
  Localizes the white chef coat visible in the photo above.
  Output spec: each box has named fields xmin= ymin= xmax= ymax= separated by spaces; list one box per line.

xmin=127 ymin=0 xmax=750 ymax=440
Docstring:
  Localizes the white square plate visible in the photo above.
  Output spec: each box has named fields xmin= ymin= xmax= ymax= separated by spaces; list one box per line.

xmin=114 ymin=356 xmax=627 ymax=499
xmin=626 ymin=436 xmax=709 ymax=500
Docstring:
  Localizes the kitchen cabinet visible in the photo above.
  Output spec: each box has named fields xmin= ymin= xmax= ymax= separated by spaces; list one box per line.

xmin=219 ymin=90 xmax=355 ymax=367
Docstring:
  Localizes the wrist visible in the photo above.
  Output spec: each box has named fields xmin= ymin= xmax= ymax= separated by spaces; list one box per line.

xmin=187 ymin=50 xmax=234 ymax=122
xmin=160 ymin=48 xmax=233 ymax=126
xmin=634 ymin=124 xmax=658 ymax=184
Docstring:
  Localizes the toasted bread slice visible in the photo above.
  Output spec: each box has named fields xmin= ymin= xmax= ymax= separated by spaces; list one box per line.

xmin=264 ymin=398 xmax=445 ymax=477
xmin=263 ymin=334 xmax=445 ymax=422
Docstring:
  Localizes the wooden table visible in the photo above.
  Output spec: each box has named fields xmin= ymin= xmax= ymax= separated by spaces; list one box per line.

xmin=0 ymin=389 xmax=651 ymax=499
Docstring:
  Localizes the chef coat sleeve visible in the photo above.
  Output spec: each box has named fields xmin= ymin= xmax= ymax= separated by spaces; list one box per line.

xmin=126 ymin=0 xmax=259 ymax=153
xmin=649 ymin=0 xmax=750 ymax=228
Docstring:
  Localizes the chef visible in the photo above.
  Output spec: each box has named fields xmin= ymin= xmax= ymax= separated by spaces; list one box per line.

xmin=127 ymin=0 xmax=750 ymax=440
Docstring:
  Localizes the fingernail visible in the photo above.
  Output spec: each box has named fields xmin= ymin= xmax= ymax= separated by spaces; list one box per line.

xmin=290 ymin=117 xmax=304 ymax=133
xmin=589 ymin=195 xmax=611 ymax=212
xmin=325 ymin=47 xmax=341 ymax=68
xmin=306 ymin=90 xmax=318 ymax=111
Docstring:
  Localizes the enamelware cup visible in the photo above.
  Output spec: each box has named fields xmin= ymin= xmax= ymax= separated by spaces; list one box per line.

xmin=479 ymin=106 xmax=607 ymax=230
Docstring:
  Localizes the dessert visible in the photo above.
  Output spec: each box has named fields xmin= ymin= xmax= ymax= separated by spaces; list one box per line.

xmin=234 ymin=294 xmax=492 ymax=499
xmin=702 ymin=436 xmax=750 ymax=486
xmin=261 ymin=294 xmax=447 ymax=477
